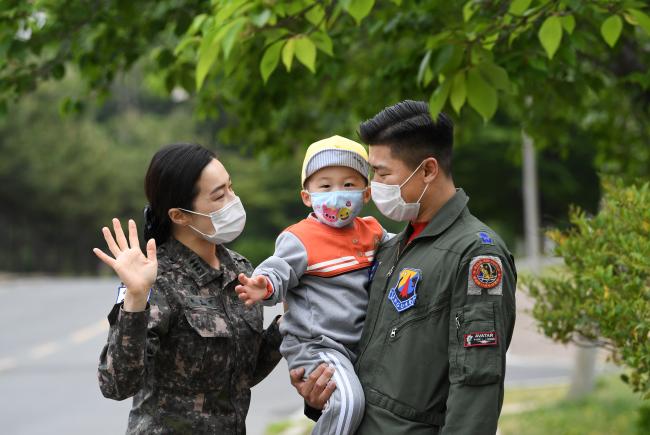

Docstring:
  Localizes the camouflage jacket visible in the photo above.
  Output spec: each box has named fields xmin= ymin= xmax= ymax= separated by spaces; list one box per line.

xmin=98 ymin=238 xmax=282 ymax=434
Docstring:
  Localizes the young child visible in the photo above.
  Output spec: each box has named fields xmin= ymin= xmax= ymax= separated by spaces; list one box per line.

xmin=235 ymin=135 xmax=390 ymax=435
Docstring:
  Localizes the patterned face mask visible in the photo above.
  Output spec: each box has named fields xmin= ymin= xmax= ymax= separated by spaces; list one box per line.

xmin=309 ymin=189 xmax=366 ymax=228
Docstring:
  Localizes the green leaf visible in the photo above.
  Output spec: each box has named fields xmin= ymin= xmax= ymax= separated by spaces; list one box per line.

xmin=482 ymin=32 xmax=499 ymax=51
xmin=175 ymin=36 xmax=200 ymax=56
xmin=282 ymin=38 xmax=295 ymax=72
xmin=294 ymin=36 xmax=317 ymax=73
xmin=509 ymin=0 xmax=532 ymax=16
xmin=196 ymin=25 xmax=222 ymax=90
xmin=601 ymin=15 xmax=623 ymax=48
xmin=251 ymin=9 xmax=272 ymax=27
xmin=417 ymin=50 xmax=432 ymax=86
xmin=463 ymin=1 xmax=477 ymax=22
xmin=186 ymin=14 xmax=207 ymax=36
xmin=450 ymin=71 xmax=466 ymax=114
xmin=561 ymin=15 xmax=576 ymax=34
xmin=311 ymin=31 xmax=333 ymax=56
xmin=478 ymin=62 xmax=510 ymax=91
xmin=429 ymin=79 xmax=451 ymax=119
xmin=222 ymin=18 xmax=247 ymax=60
xmin=538 ymin=16 xmax=563 ymax=59
xmin=260 ymin=40 xmax=283 ymax=83
xmin=467 ymin=69 xmax=497 ymax=121
xmin=344 ymin=0 xmax=375 ymax=25
xmin=306 ymin=4 xmax=326 ymax=26
xmin=423 ymin=67 xmax=434 ymax=87
xmin=627 ymin=9 xmax=650 ymax=35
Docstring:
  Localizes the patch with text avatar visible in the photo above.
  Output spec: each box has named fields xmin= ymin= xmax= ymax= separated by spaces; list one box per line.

xmin=388 ymin=268 xmax=421 ymax=312
xmin=464 ymin=331 xmax=498 ymax=347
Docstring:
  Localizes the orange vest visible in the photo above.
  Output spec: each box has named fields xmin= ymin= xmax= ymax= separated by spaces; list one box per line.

xmin=285 ymin=216 xmax=384 ymax=278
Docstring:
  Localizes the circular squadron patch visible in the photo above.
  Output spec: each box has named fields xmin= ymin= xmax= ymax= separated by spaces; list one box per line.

xmin=471 ymin=257 xmax=502 ymax=289
xmin=467 ymin=256 xmax=504 ymax=296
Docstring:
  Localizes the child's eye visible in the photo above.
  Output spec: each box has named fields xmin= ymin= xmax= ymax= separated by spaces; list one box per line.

xmin=344 ymin=182 xmax=354 ymax=187
xmin=320 ymin=184 xmax=330 ymax=189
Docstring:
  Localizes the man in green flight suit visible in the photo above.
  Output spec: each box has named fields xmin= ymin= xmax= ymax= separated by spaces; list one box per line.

xmin=291 ymin=100 xmax=517 ymax=435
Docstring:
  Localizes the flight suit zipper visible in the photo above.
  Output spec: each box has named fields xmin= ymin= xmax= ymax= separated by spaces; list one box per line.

xmin=357 ymin=236 xmax=416 ymax=364
xmin=454 ymin=310 xmax=464 ymax=372
xmin=387 ymin=304 xmax=448 ymax=342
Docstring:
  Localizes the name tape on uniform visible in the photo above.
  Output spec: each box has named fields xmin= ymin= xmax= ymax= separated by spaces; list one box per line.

xmin=464 ymin=331 xmax=498 ymax=347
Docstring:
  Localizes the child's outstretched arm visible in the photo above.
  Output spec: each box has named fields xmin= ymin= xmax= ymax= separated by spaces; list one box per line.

xmin=239 ymin=231 xmax=308 ymax=307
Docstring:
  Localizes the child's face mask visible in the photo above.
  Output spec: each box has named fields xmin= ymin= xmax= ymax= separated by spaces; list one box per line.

xmin=308 ymin=189 xmax=366 ymax=228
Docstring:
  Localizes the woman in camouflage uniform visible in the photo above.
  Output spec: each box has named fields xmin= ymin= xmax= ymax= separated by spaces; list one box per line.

xmin=93 ymin=144 xmax=282 ymax=434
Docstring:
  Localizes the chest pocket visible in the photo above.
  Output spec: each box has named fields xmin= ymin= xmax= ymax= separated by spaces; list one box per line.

xmin=157 ymin=296 xmax=232 ymax=391
xmin=184 ymin=296 xmax=232 ymax=337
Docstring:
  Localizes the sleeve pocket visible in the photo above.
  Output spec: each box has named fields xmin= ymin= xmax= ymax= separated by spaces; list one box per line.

xmin=452 ymin=302 xmax=502 ymax=385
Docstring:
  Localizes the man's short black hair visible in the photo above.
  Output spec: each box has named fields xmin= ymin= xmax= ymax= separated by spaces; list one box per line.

xmin=359 ymin=100 xmax=454 ymax=175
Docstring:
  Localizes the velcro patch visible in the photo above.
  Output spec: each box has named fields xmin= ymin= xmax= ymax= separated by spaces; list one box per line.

xmin=467 ymin=255 xmax=503 ymax=296
xmin=464 ymin=331 xmax=498 ymax=347
xmin=116 ymin=284 xmax=151 ymax=304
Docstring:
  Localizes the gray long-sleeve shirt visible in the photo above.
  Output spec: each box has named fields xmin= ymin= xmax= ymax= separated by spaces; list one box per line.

xmin=254 ymin=215 xmax=390 ymax=347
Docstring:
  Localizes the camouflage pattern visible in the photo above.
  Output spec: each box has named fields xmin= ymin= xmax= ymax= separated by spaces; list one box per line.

xmin=98 ymin=238 xmax=282 ymax=434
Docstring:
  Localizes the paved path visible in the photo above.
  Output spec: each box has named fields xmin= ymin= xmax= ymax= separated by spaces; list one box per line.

xmin=0 ymin=273 xmax=609 ymax=434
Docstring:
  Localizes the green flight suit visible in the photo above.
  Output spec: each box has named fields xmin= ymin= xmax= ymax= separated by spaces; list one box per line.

xmin=354 ymin=189 xmax=517 ymax=435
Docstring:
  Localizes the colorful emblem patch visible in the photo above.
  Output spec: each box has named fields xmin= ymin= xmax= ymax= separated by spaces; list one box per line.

xmin=464 ymin=331 xmax=498 ymax=347
xmin=467 ymin=256 xmax=503 ymax=296
xmin=388 ymin=268 xmax=421 ymax=312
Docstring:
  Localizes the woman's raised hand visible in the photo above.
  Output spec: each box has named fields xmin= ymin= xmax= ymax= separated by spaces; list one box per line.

xmin=93 ymin=218 xmax=157 ymax=311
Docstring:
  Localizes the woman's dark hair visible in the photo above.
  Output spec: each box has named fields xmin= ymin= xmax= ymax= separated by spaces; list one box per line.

xmin=143 ymin=143 xmax=215 ymax=245
xmin=358 ymin=100 xmax=454 ymax=175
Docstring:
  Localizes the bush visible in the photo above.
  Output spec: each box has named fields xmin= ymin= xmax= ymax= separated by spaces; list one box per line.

xmin=526 ymin=180 xmax=650 ymax=397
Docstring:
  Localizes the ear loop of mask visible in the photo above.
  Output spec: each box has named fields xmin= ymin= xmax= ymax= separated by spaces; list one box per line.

xmin=400 ymin=160 xmax=430 ymax=204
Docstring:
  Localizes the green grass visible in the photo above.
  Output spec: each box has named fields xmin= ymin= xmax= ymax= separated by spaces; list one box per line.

xmin=265 ymin=377 xmax=649 ymax=435
xmin=499 ymin=376 xmax=648 ymax=435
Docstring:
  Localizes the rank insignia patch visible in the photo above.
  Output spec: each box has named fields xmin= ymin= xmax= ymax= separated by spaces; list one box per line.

xmin=467 ymin=256 xmax=503 ymax=296
xmin=478 ymin=231 xmax=494 ymax=245
xmin=388 ymin=268 xmax=421 ymax=312
xmin=464 ymin=331 xmax=498 ymax=347
xmin=368 ymin=261 xmax=381 ymax=281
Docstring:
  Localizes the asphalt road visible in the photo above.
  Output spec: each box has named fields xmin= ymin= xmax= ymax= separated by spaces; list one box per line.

xmin=0 ymin=277 xmax=573 ymax=435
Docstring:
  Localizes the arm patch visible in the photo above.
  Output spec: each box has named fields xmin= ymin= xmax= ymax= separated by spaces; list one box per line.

xmin=467 ymin=256 xmax=503 ymax=296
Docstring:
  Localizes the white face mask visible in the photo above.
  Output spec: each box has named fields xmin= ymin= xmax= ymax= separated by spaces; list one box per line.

xmin=371 ymin=161 xmax=430 ymax=222
xmin=179 ymin=196 xmax=246 ymax=244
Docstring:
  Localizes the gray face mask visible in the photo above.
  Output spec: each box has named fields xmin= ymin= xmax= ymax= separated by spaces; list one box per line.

xmin=370 ymin=161 xmax=429 ymax=222
xmin=179 ymin=196 xmax=246 ymax=244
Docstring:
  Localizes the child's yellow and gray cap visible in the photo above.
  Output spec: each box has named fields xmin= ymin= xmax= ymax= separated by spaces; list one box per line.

xmin=301 ymin=135 xmax=369 ymax=187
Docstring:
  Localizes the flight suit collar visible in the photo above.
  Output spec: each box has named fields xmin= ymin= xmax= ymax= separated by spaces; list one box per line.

xmin=415 ymin=188 xmax=469 ymax=239
xmin=164 ymin=238 xmax=245 ymax=287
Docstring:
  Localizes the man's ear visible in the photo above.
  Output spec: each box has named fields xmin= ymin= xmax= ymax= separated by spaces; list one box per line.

xmin=168 ymin=208 xmax=191 ymax=225
xmin=363 ymin=184 xmax=372 ymax=204
xmin=300 ymin=190 xmax=312 ymax=208
xmin=422 ymin=157 xmax=439 ymax=184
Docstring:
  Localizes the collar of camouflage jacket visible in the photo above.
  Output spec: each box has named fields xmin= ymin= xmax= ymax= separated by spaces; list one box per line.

xmin=162 ymin=238 xmax=248 ymax=288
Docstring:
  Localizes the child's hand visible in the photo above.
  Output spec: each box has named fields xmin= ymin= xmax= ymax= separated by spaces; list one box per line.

xmin=235 ymin=274 xmax=270 ymax=306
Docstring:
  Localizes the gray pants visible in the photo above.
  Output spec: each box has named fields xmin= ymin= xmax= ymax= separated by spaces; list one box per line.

xmin=281 ymin=334 xmax=365 ymax=435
